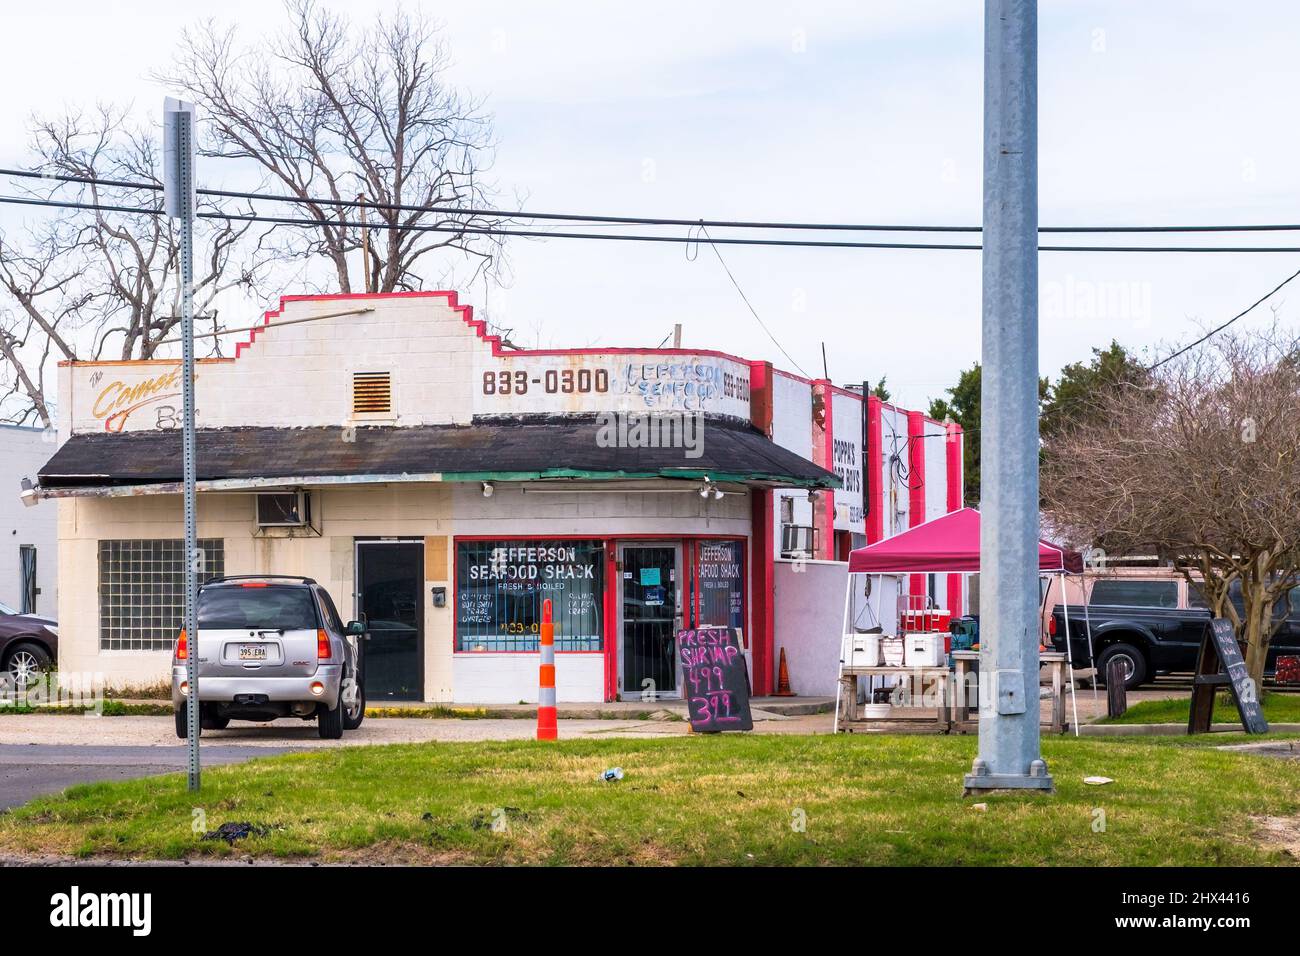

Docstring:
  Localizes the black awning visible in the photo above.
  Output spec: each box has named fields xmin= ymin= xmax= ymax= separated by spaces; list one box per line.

xmin=37 ymin=417 xmax=838 ymax=491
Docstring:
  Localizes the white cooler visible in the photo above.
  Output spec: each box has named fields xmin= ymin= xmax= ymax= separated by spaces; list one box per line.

xmin=841 ymin=633 xmax=881 ymax=666
xmin=904 ymin=633 xmax=945 ymax=667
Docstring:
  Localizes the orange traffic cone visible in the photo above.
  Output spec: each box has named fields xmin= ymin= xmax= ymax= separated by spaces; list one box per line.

xmin=774 ymin=647 xmax=797 ymax=697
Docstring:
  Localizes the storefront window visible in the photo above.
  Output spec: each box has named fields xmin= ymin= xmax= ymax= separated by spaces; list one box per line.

xmin=696 ymin=540 xmax=745 ymax=630
xmin=455 ymin=540 xmax=604 ymax=651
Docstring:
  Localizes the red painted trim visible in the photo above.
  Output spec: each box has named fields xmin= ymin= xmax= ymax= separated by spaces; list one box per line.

xmin=690 ymin=540 xmax=701 ymax=626
xmin=749 ymin=489 xmax=775 ymax=695
xmin=907 ymin=410 xmax=928 ymax=601
xmin=945 ymin=422 xmax=963 ymax=512
xmin=866 ymin=396 xmax=884 ymax=544
xmin=748 ymin=360 xmax=773 ymax=436
xmin=449 ymin=531 xmax=747 ymax=706
xmin=945 ymin=422 xmax=964 ymax=616
xmin=826 ymin=383 xmax=864 ymax=400
xmin=454 ymin=533 xmax=743 ymax=542
xmin=603 ymin=547 xmax=618 ymax=701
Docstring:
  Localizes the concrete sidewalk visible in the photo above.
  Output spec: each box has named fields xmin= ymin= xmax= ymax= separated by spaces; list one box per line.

xmin=102 ymin=695 xmax=835 ymax=719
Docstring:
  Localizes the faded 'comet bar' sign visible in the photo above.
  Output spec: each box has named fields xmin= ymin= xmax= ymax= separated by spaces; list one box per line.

xmin=90 ymin=367 xmax=184 ymax=432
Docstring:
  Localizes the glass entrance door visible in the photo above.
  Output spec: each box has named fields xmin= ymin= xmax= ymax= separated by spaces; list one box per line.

xmin=619 ymin=544 xmax=681 ymax=699
xmin=356 ymin=540 xmax=423 ymax=701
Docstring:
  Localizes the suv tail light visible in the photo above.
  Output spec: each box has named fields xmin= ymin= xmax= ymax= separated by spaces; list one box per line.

xmin=175 ymin=629 xmax=188 ymax=660
xmin=317 ymin=629 xmax=331 ymax=661
xmin=1047 ymin=615 xmax=1057 ymax=637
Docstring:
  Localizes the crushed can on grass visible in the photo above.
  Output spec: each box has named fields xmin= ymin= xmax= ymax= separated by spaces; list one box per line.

xmin=600 ymin=767 xmax=624 ymax=782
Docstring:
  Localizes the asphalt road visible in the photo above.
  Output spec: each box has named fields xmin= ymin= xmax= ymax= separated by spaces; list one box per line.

xmin=0 ymin=745 xmax=300 ymax=811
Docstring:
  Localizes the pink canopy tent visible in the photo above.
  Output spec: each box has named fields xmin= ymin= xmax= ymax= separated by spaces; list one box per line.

xmin=847 ymin=507 xmax=1083 ymax=575
xmin=837 ymin=506 xmax=1091 ymax=735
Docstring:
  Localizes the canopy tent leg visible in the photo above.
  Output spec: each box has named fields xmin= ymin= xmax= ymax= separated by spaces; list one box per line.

xmin=834 ymin=573 xmax=855 ymax=734
xmin=1060 ymin=572 xmax=1080 ymax=736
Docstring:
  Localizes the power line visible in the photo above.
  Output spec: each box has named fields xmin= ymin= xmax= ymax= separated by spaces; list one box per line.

xmin=1146 ymin=265 xmax=1300 ymax=370
xmin=9 ymin=166 xmax=1300 ymax=236
xmin=909 ymin=261 xmax=1300 ymax=434
xmin=11 ymin=193 xmax=1300 ymax=254
xmin=691 ymin=224 xmax=811 ymax=377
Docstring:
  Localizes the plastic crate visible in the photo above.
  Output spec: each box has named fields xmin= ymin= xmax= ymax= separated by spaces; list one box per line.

xmin=1277 ymin=655 xmax=1300 ymax=685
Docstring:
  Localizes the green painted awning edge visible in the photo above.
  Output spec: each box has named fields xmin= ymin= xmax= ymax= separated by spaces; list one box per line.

xmin=444 ymin=468 xmax=840 ymax=489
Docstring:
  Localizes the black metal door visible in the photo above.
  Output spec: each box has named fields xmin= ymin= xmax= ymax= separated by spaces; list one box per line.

xmin=621 ymin=546 xmax=679 ymax=697
xmin=356 ymin=542 xmax=423 ymax=701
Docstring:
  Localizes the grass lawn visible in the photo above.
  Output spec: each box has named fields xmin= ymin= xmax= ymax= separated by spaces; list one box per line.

xmin=2 ymin=734 xmax=1298 ymax=865
xmin=1101 ymin=692 xmax=1300 ymax=725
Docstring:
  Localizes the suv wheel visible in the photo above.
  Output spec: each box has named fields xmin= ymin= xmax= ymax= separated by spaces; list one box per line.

xmin=342 ymin=670 xmax=365 ymax=731
xmin=200 ymin=704 xmax=230 ymax=731
xmin=174 ymin=704 xmax=196 ymax=739
xmin=318 ymin=691 xmax=344 ymax=740
xmin=1097 ymin=642 xmax=1148 ymax=690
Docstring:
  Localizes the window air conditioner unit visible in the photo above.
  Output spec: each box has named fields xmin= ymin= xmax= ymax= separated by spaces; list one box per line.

xmin=256 ymin=491 xmax=310 ymax=528
xmin=780 ymin=523 xmax=815 ymax=558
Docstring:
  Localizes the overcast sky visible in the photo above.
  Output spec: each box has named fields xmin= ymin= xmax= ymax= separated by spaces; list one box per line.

xmin=4 ymin=0 xmax=1299 ymax=412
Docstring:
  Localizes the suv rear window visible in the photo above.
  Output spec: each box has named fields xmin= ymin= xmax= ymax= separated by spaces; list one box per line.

xmin=1089 ymin=579 xmax=1178 ymax=608
xmin=197 ymin=586 xmax=320 ymax=630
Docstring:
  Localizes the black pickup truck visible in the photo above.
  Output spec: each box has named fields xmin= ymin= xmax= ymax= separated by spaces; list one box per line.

xmin=1046 ymin=576 xmax=1300 ymax=689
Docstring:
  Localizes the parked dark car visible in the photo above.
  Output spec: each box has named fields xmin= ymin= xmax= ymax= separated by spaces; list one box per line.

xmin=1045 ymin=574 xmax=1300 ymax=689
xmin=0 ymin=600 xmax=58 ymax=689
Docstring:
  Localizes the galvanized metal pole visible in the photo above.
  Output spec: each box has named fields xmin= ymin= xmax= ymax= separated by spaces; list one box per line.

xmin=963 ymin=0 xmax=1052 ymax=793
xmin=165 ymin=97 xmax=201 ymax=791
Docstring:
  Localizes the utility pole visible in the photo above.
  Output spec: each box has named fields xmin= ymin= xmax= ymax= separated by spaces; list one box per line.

xmin=964 ymin=0 xmax=1052 ymax=794
xmin=358 ymin=194 xmax=373 ymax=294
xmin=164 ymin=97 xmax=201 ymax=792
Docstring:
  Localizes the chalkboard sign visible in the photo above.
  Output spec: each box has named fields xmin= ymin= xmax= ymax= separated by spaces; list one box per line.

xmin=1188 ymin=618 xmax=1268 ymax=734
xmin=679 ymin=627 xmax=753 ymax=733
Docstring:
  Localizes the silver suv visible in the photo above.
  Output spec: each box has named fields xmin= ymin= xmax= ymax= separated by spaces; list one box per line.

xmin=172 ymin=575 xmax=365 ymax=740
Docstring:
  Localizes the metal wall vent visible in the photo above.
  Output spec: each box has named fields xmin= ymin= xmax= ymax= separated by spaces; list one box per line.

xmin=352 ymin=371 xmax=392 ymax=415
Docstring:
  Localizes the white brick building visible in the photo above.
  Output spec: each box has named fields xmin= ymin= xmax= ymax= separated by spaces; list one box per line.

xmin=33 ymin=291 xmax=960 ymax=702
xmin=0 ymin=425 xmax=57 ymax=617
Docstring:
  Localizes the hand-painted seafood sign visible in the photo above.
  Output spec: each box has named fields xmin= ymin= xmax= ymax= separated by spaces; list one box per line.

xmin=472 ymin=353 xmax=752 ymax=419
xmin=615 ymin=361 xmax=749 ymax=410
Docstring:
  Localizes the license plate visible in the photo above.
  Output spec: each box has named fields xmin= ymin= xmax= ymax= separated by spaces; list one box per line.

xmin=239 ymin=644 xmax=268 ymax=661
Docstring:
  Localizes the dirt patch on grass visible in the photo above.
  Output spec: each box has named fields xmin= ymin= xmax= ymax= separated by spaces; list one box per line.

xmin=1251 ymin=815 xmax=1300 ymax=859
xmin=321 ymin=841 xmax=476 ymax=866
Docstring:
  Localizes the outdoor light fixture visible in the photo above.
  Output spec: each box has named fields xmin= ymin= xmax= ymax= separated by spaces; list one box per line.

xmin=18 ymin=477 xmax=37 ymax=508
xmin=481 ymin=481 xmax=494 ymax=498
xmin=698 ymin=479 xmax=727 ymax=500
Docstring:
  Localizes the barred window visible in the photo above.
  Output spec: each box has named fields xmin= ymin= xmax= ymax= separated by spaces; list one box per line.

xmin=98 ymin=539 xmax=225 ymax=651
xmin=456 ymin=540 xmax=603 ymax=652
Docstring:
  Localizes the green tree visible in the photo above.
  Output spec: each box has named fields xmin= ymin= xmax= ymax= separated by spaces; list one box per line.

xmin=1041 ymin=341 xmax=1147 ymax=439
xmin=929 ymin=363 xmax=1050 ymax=505
xmin=870 ymin=376 xmax=891 ymax=401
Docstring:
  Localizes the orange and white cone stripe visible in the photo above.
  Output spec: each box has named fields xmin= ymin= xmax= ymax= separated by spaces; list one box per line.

xmin=537 ymin=598 xmax=558 ymax=740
